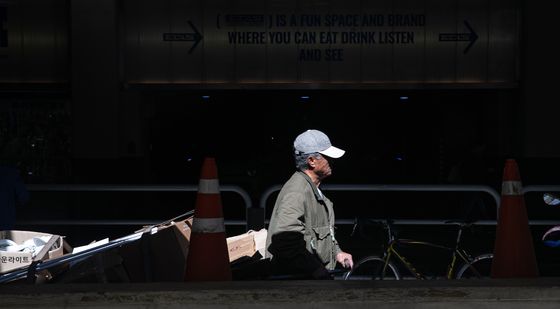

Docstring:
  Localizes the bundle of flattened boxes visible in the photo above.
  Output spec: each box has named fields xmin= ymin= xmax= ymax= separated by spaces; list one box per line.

xmin=0 ymin=230 xmax=64 ymax=275
xmin=0 ymin=225 xmax=267 ymax=282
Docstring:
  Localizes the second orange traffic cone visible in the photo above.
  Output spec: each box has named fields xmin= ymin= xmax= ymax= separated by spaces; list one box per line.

xmin=184 ymin=157 xmax=232 ymax=281
xmin=490 ymin=159 xmax=539 ymax=278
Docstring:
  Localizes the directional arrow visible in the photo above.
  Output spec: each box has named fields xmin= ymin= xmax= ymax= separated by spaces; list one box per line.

xmin=438 ymin=20 xmax=478 ymax=54
xmin=162 ymin=21 xmax=203 ymax=54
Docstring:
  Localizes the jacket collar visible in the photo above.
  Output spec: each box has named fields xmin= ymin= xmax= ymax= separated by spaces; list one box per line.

xmin=296 ymin=170 xmax=324 ymax=202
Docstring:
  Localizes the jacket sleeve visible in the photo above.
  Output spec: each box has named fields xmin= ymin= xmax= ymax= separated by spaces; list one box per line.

xmin=332 ymin=234 xmax=342 ymax=257
xmin=267 ymin=192 xmax=324 ymax=274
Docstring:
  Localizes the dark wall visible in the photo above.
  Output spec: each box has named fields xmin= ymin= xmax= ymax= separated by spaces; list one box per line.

xmin=0 ymin=0 xmax=557 ymax=187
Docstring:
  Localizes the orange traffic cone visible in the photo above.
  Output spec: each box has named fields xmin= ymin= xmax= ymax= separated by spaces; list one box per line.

xmin=490 ymin=159 xmax=539 ymax=278
xmin=184 ymin=157 xmax=232 ymax=281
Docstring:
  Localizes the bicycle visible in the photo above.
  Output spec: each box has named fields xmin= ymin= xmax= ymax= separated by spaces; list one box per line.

xmin=342 ymin=218 xmax=494 ymax=280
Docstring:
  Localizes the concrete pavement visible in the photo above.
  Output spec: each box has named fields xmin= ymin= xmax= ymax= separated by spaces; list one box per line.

xmin=2 ymin=278 xmax=560 ymax=308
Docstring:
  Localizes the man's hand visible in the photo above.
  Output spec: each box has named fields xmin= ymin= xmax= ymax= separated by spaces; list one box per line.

xmin=336 ymin=251 xmax=354 ymax=269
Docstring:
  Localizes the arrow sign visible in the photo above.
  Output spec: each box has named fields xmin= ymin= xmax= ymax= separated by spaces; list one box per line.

xmin=438 ymin=20 xmax=478 ymax=54
xmin=162 ymin=21 xmax=203 ymax=54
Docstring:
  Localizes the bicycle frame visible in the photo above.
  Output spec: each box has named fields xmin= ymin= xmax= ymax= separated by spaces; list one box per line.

xmin=378 ymin=221 xmax=480 ymax=279
xmin=384 ymin=239 xmax=476 ymax=279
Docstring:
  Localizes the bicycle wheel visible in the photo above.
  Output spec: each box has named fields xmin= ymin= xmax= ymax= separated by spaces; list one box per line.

xmin=455 ymin=253 xmax=493 ymax=279
xmin=343 ymin=256 xmax=400 ymax=280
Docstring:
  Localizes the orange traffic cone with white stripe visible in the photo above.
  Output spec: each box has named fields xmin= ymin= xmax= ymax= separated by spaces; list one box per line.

xmin=490 ymin=159 xmax=539 ymax=278
xmin=184 ymin=157 xmax=232 ymax=281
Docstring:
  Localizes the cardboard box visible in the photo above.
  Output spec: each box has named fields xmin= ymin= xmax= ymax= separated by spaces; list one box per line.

xmin=0 ymin=230 xmax=64 ymax=274
xmin=118 ymin=217 xmax=192 ymax=282
xmin=226 ymin=229 xmax=267 ymax=262
xmin=54 ymin=246 xmax=129 ymax=283
xmin=227 ymin=233 xmax=255 ymax=262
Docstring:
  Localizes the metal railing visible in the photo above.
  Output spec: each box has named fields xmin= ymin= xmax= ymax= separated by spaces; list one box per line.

xmin=22 ymin=184 xmax=253 ymax=229
xmin=5 ymin=183 xmax=559 ymax=284
xmin=259 ymin=184 xmax=502 ymax=226
xmin=523 ymin=185 xmax=560 ymax=195
xmin=18 ymin=183 xmax=560 ymax=231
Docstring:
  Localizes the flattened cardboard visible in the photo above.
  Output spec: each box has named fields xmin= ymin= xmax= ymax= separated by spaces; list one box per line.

xmin=118 ymin=217 xmax=193 ymax=282
xmin=0 ymin=230 xmax=63 ymax=274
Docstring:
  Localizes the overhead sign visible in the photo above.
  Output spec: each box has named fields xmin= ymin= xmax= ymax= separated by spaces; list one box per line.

xmin=123 ymin=0 xmax=519 ymax=88
xmin=219 ymin=13 xmax=424 ymax=62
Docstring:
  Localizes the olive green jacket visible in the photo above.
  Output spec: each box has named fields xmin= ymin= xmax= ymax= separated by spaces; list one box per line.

xmin=265 ymin=171 xmax=341 ymax=272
